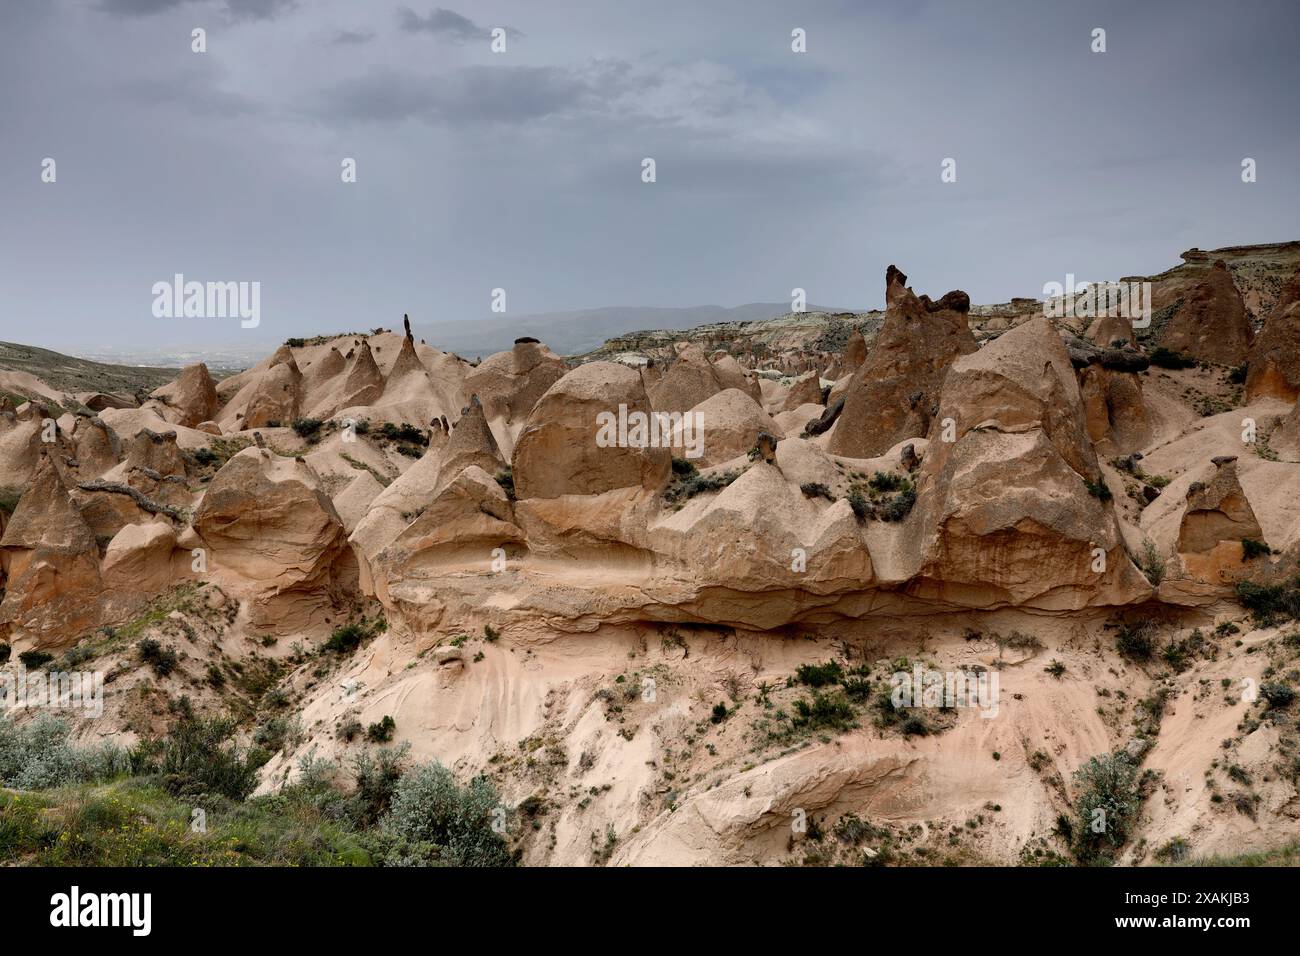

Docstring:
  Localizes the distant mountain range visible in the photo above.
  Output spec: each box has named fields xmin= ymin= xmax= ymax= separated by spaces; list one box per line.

xmin=62 ymin=303 xmax=848 ymax=370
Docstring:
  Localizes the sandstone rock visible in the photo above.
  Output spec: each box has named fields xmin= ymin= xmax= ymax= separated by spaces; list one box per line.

xmin=149 ymin=363 xmax=219 ymax=428
xmin=124 ymin=428 xmax=187 ymax=478
xmin=1245 ymin=266 xmax=1300 ymax=402
xmin=672 ymin=389 xmax=785 ymax=468
xmin=1270 ymin=400 xmax=1300 ymax=460
xmin=193 ymin=447 xmax=346 ymax=595
xmin=1157 ymin=259 xmax=1254 ymax=365
xmin=0 ymin=454 xmax=104 ymax=645
xmin=829 ymin=266 xmax=977 ymax=458
xmin=465 ymin=338 xmax=568 ymax=427
xmin=243 ymin=356 xmax=303 ymax=429
xmin=513 ymin=362 xmax=670 ymax=500
xmin=709 ymin=353 xmax=762 ymax=403
xmin=843 ymin=330 xmax=868 ymax=371
xmin=1178 ymin=458 xmax=1264 ymax=554
xmin=195 ymin=420 xmax=222 ymax=436
xmin=1079 ymin=364 xmax=1150 ymax=453
xmin=102 ymin=519 xmax=177 ymax=594
xmin=648 ymin=344 xmax=724 ymax=415
xmin=781 ymin=372 xmax=822 ymax=412
xmin=905 ymin=317 xmax=1149 ymax=609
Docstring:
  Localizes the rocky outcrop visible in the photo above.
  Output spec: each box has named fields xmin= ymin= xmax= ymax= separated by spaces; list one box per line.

xmin=1245 ymin=266 xmax=1300 ymax=403
xmin=829 ymin=266 xmax=978 ymax=458
xmin=1177 ymin=458 xmax=1264 ymax=571
xmin=243 ymin=351 xmax=303 ymax=429
xmin=781 ymin=372 xmax=822 ymax=412
xmin=513 ymin=362 xmax=670 ymax=500
xmin=465 ymin=338 xmax=568 ymax=428
xmin=192 ymin=447 xmax=347 ymax=627
xmin=0 ymin=454 xmax=104 ymax=645
xmin=1079 ymin=364 xmax=1150 ymax=453
xmin=905 ymin=317 xmax=1149 ymax=609
xmin=149 ymin=362 xmax=219 ymax=428
xmin=1157 ymin=259 xmax=1254 ymax=365
xmin=648 ymin=344 xmax=724 ymax=416
xmin=675 ymin=388 xmax=785 ymax=467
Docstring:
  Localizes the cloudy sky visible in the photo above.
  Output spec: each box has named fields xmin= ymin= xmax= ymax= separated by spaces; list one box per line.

xmin=1 ymin=0 xmax=1297 ymax=353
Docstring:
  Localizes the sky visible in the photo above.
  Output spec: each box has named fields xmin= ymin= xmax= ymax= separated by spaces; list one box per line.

xmin=0 ymin=0 xmax=1297 ymax=353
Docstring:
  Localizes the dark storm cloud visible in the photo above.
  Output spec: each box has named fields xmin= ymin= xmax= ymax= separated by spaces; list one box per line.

xmin=396 ymin=6 xmax=522 ymax=42
xmin=119 ymin=69 xmax=261 ymax=117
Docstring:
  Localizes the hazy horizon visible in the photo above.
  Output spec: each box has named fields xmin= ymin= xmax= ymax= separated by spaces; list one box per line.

xmin=2 ymin=0 xmax=1298 ymax=353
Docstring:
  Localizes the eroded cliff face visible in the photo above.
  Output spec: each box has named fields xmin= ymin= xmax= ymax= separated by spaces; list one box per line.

xmin=5 ymin=243 xmax=1300 ymax=866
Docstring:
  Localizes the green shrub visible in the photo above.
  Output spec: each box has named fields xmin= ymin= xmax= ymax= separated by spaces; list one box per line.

xmin=494 ymin=468 xmax=515 ymax=501
xmin=1115 ymin=621 xmax=1155 ymax=661
xmin=791 ymin=691 xmax=856 ymax=732
xmin=799 ymin=482 xmax=835 ymax=501
xmin=670 ymin=457 xmax=698 ymax=478
xmin=877 ymin=486 xmax=916 ymax=521
xmin=137 ymin=638 xmax=179 ymax=677
xmin=710 ymin=703 xmax=729 ymax=724
xmin=17 ymin=650 xmax=53 ymax=669
xmin=1241 ymin=538 xmax=1270 ymax=561
xmin=350 ymin=743 xmax=409 ymax=827
xmin=1260 ymin=683 xmax=1295 ymax=709
xmin=1083 ymin=477 xmax=1113 ymax=502
xmin=483 ymin=625 xmax=500 ymax=643
xmin=0 ymin=715 xmax=129 ymax=789
xmin=795 ymin=660 xmax=845 ymax=688
xmin=1236 ymin=578 xmax=1300 ymax=625
xmin=1071 ymin=752 xmax=1140 ymax=864
xmin=366 ymin=716 xmax=396 ymax=743
xmin=848 ymin=490 xmax=871 ymax=522
xmin=137 ymin=715 xmax=262 ymax=800
xmin=867 ymin=471 xmax=904 ymax=493
xmin=325 ymin=623 xmax=366 ymax=654
xmin=291 ymin=417 xmax=324 ymax=440
xmin=379 ymin=761 xmax=515 ymax=866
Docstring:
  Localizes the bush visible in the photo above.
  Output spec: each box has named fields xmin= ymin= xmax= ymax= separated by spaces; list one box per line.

xmin=350 ymin=743 xmax=409 ymax=827
xmin=483 ymin=625 xmax=500 ymax=643
xmin=710 ymin=703 xmax=729 ymax=724
xmin=1241 ymin=538 xmax=1270 ymax=561
xmin=291 ymin=417 xmax=324 ymax=440
xmin=1236 ymin=578 xmax=1300 ymax=625
xmin=376 ymin=422 xmax=427 ymax=446
xmin=1260 ymin=683 xmax=1295 ymax=709
xmin=1149 ymin=347 xmax=1196 ymax=370
xmin=877 ymin=486 xmax=916 ymax=521
xmin=791 ymin=691 xmax=856 ymax=732
xmin=848 ymin=490 xmax=871 ymax=522
xmin=670 ymin=457 xmax=698 ymax=478
xmin=137 ymin=638 xmax=179 ymax=677
xmin=1083 ymin=477 xmax=1113 ymax=502
xmin=1115 ymin=621 xmax=1155 ymax=661
xmin=1071 ymin=752 xmax=1140 ymax=864
xmin=799 ymin=482 xmax=835 ymax=501
xmin=17 ymin=650 xmax=53 ymax=669
xmin=366 ymin=716 xmax=396 ymax=743
xmin=379 ymin=761 xmax=515 ymax=866
xmin=795 ymin=660 xmax=844 ymax=688
xmin=494 ymin=468 xmax=515 ymax=501
xmin=0 ymin=715 xmax=129 ymax=789
xmin=140 ymin=716 xmax=262 ymax=801
xmin=867 ymin=471 xmax=904 ymax=493
xmin=1136 ymin=538 xmax=1165 ymax=585
xmin=325 ymin=623 xmax=366 ymax=655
